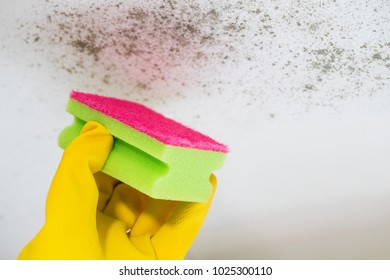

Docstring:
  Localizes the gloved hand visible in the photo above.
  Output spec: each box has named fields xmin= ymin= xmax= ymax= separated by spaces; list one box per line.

xmin=18 ymin=121 xmax=217 ymax=260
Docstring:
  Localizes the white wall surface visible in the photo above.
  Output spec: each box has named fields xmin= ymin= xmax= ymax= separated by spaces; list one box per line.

xmin=0 ymin=0 xmax=389 ymax=259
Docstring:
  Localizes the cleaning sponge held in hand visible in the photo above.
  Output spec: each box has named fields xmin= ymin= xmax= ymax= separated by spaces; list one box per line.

xmin=58 ymin=91 xmax=228 ymax=202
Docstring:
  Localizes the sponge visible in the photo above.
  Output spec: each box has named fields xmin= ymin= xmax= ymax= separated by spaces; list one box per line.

xmin=58 ymin=91 xmax=228 ymax=202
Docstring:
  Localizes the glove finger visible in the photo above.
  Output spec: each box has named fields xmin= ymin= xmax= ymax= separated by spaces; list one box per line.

xmin=102 ymin=184 xmax=178 ymax=257
xmin=94 ymin=172 xmax=120 ymax=211
xmin=129 ymin=197 xmax=179 ymax=238
xmin=96 ymin=212 xmax=155 ymax=259
xmin=45 ymin=121 xmax=113 ymax=229
xmin=102 ymin=183 xmax=150 ymax=231
xmin=150 ymin=174 xmax=217 ymax=259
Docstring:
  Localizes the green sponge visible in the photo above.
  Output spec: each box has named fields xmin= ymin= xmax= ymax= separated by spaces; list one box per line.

xmin=58 ymin=91 xmax=228 ymax=202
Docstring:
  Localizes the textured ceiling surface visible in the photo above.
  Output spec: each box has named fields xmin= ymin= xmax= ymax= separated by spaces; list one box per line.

xmin=1 ymin=0 xmax=389 ymax=259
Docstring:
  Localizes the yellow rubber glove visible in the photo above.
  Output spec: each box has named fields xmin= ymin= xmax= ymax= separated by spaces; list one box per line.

xmin=18 ymin=121 xmax=217 ymax=260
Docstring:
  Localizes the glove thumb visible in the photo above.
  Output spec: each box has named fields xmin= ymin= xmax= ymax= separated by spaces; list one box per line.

xmin=18 ymin=121 xmax=113 ymax=259
xmin=45 ymin=121 xmax=113 ymax=227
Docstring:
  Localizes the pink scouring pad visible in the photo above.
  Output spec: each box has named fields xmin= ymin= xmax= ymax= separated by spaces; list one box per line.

xmin=58 ymin=91 xmax=228 ymax=202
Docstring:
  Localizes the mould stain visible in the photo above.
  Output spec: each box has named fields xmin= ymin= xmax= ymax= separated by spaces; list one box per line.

xmin=23 ymin=1 xmax=243 ymax=89
xmin=18 ymin=0 xmax=390 ymax=120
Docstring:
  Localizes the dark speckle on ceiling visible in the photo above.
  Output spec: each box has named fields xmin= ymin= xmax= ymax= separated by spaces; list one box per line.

xmin=19 ymin=0 xmax=390 ymax=119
